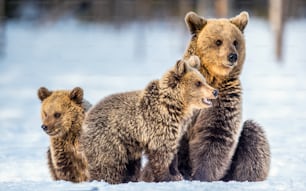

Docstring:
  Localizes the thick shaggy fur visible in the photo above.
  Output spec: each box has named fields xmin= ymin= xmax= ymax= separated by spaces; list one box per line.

xmin=38 ymin=87 xmax=90 ymax=183
xmin=81 ymin=56 xmax=218 ymax=184
xmin=176 ymin=11 xmax=270 ymax=181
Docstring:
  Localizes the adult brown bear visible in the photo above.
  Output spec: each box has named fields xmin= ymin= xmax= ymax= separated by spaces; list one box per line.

xmin=176 ymin=11 xmax=270 ymax=182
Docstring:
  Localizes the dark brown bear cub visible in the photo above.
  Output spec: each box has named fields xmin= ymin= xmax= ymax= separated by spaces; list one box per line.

xmin=81 ymin=56 xmax=218 ymax=184
xmin=38 ymin=87 xmax=90 ymax=183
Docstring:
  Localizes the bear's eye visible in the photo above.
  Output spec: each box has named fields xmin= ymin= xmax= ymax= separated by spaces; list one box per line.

xmin=215 ymin=40 xmax=222 ymax=46
xmin=54 ymin=112 xmax=61 ymax=119
xmin=233 ymin=40 xmax=238 ymax=47
xmin=195 ymin=81 xmax=202 ymax=87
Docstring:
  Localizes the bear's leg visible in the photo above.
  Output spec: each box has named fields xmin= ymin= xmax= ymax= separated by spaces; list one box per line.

xmin=140 ymin=162 xmax=154 ymax=182
xmin=86 ymin=143 xmax=129 ymax=184
xmin=176 ymin=135 xmax=192 ymax=180
xmin=189 ymin=132 xmax=236 ymax=181
xmin=47 ymin=148 xmax=58 ymax=180
xmin=142 ymin=150 xmax=183 ymax=182
xmin=125 ymin=158 xmax=141 ymax=182
xmin=89 ymin=160 xmax=128 ymax=184
xmin=222 ymin=120 xmax=270 ymax=181
xmin=169 ymin=154 xmax=180 ymax=176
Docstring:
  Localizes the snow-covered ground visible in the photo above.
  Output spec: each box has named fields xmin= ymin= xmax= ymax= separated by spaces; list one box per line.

xmin=0 ymin=16 xmax=306 ymax=190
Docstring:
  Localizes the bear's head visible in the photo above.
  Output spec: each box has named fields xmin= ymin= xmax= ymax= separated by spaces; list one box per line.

xmin=38 ymin=87 xmax=85 ymax=137
xmin=184 ymin=11 xmax=248 ymax=84
xmin=160 ymin=55 xmax=218 ymax=110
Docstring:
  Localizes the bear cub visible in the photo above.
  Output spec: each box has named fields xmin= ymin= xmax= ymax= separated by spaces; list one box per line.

xmin=38 ymin=87 xmax=91 ymax=183
xmin=81 ymin=56 xmax=218 ymax=184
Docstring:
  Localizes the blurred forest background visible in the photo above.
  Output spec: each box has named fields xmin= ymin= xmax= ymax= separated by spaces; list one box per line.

xmin=0 ymin=0 xmax=305 ymax=60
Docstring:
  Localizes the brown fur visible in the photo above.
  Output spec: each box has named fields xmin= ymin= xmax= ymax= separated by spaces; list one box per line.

xmin=81 ymin=56 xmax=218 ymax=184
xmin=176 ymin=11 xmax=270 ymax=181
xmin=38 ymin=87 xmax=90 ymax=183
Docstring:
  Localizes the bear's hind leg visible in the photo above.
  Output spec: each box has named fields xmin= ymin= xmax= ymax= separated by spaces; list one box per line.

xmin=125 ymin=158 xmax=141 ymax=182
xmin=142 ymin=150 xmax=183 ymax=182
xmin=169 ymin=154 xmax=180 ymax=176
xmin=86 ymin=143 xmax=129 ymax=184
xmin=177 ymin=135 xmax=192 ymax=180
xmin=222 ymin=120 xmax=270 ymax=181
xmin=89 ymin=161 xmax=128 ymax=184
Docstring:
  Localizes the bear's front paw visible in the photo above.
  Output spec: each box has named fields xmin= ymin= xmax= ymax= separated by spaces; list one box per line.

xmin=156 ymin=172 xmax=183 ymax=182
xmin=141 ymin=166 xmax=183 ymax=182
xmin=171 ymin=173 xmax=184 ymax=181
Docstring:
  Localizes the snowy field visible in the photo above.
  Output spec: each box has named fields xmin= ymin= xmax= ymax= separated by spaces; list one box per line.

xmin=0 ymin=15 xmax=306 ymax=190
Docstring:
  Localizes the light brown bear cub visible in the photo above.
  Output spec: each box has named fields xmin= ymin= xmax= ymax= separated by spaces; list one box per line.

xmin=81 ymin=56 xmax=218 ymax=184
xmin=38 ymin=87 xmax=91 ymax=183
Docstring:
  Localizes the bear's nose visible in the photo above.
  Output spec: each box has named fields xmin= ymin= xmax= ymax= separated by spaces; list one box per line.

xmin=228 ymin=53 xmax=238 ymax=63
xmin=213 ymin=89 xmax=219 ymax=97
xmin=41 ymin=125 xmax=48 ymax=131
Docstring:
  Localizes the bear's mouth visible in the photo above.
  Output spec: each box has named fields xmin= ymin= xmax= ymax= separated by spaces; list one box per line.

xmin=223 ymin=61 xmax=237 ymax=68
xmin=45 ymin=130 xmax=56 ymax=136
xmin=228 ymin=62 xmax=235 ymax=66
xmin=44 ymin=128 xmax=61 ymax=137
xmin=202 ymin=98 xmax=212 ymax=106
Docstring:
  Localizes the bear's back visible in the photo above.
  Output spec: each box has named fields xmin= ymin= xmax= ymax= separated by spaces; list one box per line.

xmin=84 ymin=90 xmax=142 ymax=131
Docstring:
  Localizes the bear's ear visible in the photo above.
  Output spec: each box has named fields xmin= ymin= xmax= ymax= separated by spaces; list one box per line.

xmin=38 ymin=87 xmax=52 ymax=101
xmin=187 ymin=55 xmax=201 ymax=70
xmin=185 ymin=11 xmax=207 ymax=35
xmin=70 ymin=87 xmax=83 ymax=104
xmin=175 ymin=59 xmax=188 ymax=76
xmin=230 ymin=11 xmax=249 ymax=32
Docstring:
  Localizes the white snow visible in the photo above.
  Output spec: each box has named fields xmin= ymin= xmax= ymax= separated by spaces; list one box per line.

xmin=0 ymin=16 xmax=306 ymax=190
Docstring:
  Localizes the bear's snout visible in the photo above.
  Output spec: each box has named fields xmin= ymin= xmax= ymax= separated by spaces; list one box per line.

xmin=212 ymin=89 xmax=219 ymax=98
xmin=228 ymin=53 xmax=238 ymax=63
xmin=41 ymin=124 xmax=48 ymax=132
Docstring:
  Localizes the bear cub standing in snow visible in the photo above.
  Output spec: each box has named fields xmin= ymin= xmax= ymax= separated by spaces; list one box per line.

xmin=81 ymin=56 xmax=218 ymax=184
xmin=38 ymin=87 xmax=91 ymax=183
